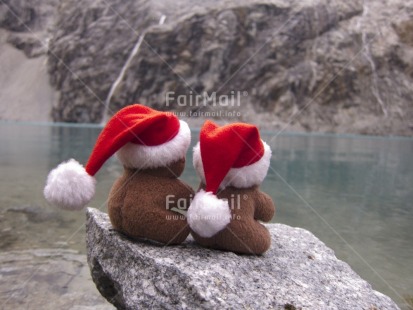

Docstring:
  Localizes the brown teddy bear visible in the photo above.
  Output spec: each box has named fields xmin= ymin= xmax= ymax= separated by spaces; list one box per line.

xmin=44 ymin=104 xmax=193 ymax=245
xmin=187 ymin=121 xmax=275 ymax=255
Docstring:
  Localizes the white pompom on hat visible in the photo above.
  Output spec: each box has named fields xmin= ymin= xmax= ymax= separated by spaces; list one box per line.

xmin=44 ymin=159 xmax=96 ymax=210
xmin=44 ymin=104 xmax=191 ymax=210
xmin=187 ymin=120 xmax=271 ymax=238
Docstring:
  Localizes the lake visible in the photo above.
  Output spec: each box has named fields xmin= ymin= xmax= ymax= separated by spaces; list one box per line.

xmin=0 ymin=122 xmax=412 ymax=309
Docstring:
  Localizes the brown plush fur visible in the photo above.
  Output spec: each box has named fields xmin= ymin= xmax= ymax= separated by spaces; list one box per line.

xmin=108 ymin=158 xmax=194 ymax=245
xmin=191 ymin=184 xmax=275 ymax=255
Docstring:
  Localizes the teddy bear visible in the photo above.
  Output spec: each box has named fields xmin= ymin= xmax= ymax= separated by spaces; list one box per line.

xmin=44 ymin=104 xmax=194 ymax=245
xmin=187 ymin=120 xmax=275 ymax=254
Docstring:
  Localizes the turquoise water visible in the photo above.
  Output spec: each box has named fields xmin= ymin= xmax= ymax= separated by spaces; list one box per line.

xmin=0 ymin=122 xmax=412 ymax=309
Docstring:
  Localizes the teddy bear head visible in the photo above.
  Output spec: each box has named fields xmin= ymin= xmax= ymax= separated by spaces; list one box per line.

xmin=116 ymin=120 xmax=190 ymax=176
xmin=44 ymin=104 xmax=190 ymax=210
xmin=192 ymin=136 xmax=271 ymax=190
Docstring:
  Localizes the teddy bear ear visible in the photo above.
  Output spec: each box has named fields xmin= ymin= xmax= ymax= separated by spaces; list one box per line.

xmin=44 ymin=159 xmax=96 ymax=210
xmin=187 ymin=189 xmax=231 ymax=238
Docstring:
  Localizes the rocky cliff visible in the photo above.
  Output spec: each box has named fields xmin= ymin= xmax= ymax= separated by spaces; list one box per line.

xmin=86 ymin=208 xmax=399 ymax=309
xmin=0 ymin=0 xmax=58 ymax=122
xmin=1 ymin=0 xmax=413 ymax=136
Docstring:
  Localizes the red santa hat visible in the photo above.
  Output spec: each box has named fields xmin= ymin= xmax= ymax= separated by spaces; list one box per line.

xmin=44 ymin=104 xmax=190 ymax=210
xmin=187 ymin=121 xmax=272 ymax=237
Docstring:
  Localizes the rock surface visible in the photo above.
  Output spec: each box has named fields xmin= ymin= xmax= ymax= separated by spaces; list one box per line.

xmin=86 ymin=207 xmax=399 ymax=310
xmin=45 ymin=0 xmax=413 ymax=136
xmin=0 ymin=248 xmax=114 ymax=310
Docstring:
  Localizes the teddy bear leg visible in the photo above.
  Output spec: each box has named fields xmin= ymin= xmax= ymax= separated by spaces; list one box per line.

xmin=245 ymin=224 xmax=271 ymax=255
xmin=161 ymin=221 xmax=190 ymax=245
xmin=220 ymin=223 xmax=271 ymax=255
xmin=108 ymin=203 xmax=123 ymax=231
xmin=136 ymin=211 xmax=190 ymax=245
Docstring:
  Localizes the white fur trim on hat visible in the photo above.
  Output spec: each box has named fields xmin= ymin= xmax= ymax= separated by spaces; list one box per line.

xmin=193 ymin=141 xmax=272 ymax=189
xmin=44 ymin=159 xmax=96 ymax=210
xmin=187 ymin=189 xmax=231 ymax=238
xmin=192 ymin=142 xmax=205 ymax=182
xmin=116 ymin=120 xmax=191 ymax=169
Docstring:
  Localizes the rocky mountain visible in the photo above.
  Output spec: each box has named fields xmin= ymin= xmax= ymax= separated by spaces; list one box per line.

xmin=1 ymin=0 xmax=413 ymax=136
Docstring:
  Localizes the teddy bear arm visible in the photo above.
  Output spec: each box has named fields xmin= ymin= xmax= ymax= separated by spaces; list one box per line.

xmin=169 ymin=180 xmax=195 ymax=212
xmin=107 ymin=176 xmax=128 ymax=231
xmin=179 ymin=179 xmax=195 ymax=197
xmin=110 ymin=179 xmax=191 ymax=244
xmin=254 ymin=191 xmax=275 ymax=222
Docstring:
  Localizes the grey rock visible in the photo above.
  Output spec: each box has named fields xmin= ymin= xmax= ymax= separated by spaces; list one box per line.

xmin=7 ymin=204 xmax=62 ymax=223
xmin=0 ymin=230 xmax=18 ymax=250
xmin=0 ymin=28 xmax=57 ymax=122
xmin=0 ymin=0 xmax=43 ymax=32
xmin=6 ymin=31 xmax=48 ymax=58
xmin=0 ymin=0 xmax=59 ymax=57
xmin=46 ymin=0 xmax=413 ymax=136
xmin=0 ymin=248 xmax=114 ymax=310
xmin=86 ymin=207 xmax=399 ymax=310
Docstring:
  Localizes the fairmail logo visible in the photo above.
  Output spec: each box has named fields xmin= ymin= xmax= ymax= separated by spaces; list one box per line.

xmin=164 ymin=193 xmax=248 ymax=221
xmin=165 ymin=90 xmax=248 ymax=107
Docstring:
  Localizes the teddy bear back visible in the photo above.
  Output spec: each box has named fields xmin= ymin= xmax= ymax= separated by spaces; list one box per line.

xmin=190 ymin=183 xmax=274 ymax=254
xmin=108 ymin=159 xmax=194 ymax=244
xmin=187 ymin=121 xmax=275 ymax=254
